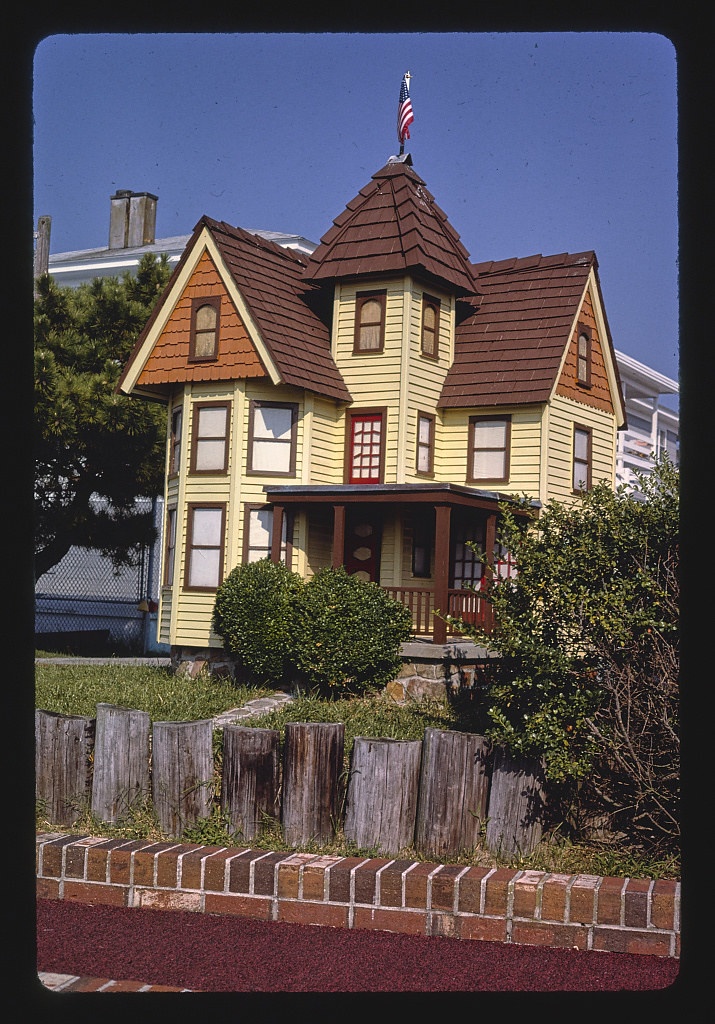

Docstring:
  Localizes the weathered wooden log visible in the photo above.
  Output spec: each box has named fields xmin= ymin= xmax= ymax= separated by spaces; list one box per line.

xmin=281 ymin=722 xmax=345 ymax=847
xmin=35 ymin=709 xmax=95 ymax=825
xmin=151 ymin=719 xmax=214 ymax=837
xmin=344 ymin=737 xmax=422 ymax=855
xmin=485 ymin=747 xmax=547 ymax=857
xmin=90 ymin=703 xmax=151 ymax=823
xmin=414 ymin=728 xmax=490 ymax=859
xmin=221 ymin=725 xmax=281 ymax=840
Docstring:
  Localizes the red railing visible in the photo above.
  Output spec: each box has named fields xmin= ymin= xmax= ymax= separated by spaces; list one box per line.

xmin=384 ymin=586 xmax=493 ymax=640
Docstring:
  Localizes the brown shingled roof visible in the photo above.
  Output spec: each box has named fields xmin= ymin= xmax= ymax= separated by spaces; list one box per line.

xmin=303 ymin=157 xmax=477 ymax=295
xmin=202 ymin=217 xmax=351 ymax=403
xmin=439 ymin=251 xmax=595 ymax=408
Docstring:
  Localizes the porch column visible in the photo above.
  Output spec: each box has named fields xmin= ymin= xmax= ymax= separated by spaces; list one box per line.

xmin=433 ymin=504 xmax=451 ymax=645
xmin=270 ymin=505 xmax=285 ymax=563
xmin=332 ymin=504 xmax=346 ymax=568
xmin=484 ymin=512 xmax=497 ymax=581
xmin=483 ymin=511 xmax=497 ymax=632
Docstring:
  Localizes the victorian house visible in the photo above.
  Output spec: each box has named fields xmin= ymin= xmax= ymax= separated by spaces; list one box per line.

xmin=117 ymin=154 xmax=626 ymax=659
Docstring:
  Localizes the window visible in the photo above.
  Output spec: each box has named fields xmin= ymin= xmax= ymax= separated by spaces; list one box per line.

xmin=451 ymin=521 xmax=485 ymax=589
xmin=573 ymin=425 xmax=592 ymax=492
xmin=189 ymin=297 xmax=220 ymax=361
xmin=243 ymin=504 xmax=289 ymax=563
xmin=190 ymin=402 xmax=230 ymax=474
xmin=411 ymin=517 xmax=432 ymax=578
xmin=415 ymin=412 xmax=435 ymax=476
xmin=346 ymin=410 xmax=385 ymax=484
xmin=468 ymin=416 xmax=511 ymax=483
xmin=185 ymin=503 xmax=226 ymax=590
xmin=169 ymin=406 xmax=182 ymax=476
xmin=421 ymin=295 xmax=440 ymax=358
xmin=576 ymin=326 xmax=591 ymax=387
xmin=163 ymin=507 xmax=177 ymax=586
xmin=248 ymin=401 xmax=298 ymax=475
xmin=354 ymin=291 xmax=386 ymax=353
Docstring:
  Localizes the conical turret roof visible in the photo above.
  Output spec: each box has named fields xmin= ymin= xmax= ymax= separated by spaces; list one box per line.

xmin=303 ymin=156 xmax=478 ymax=296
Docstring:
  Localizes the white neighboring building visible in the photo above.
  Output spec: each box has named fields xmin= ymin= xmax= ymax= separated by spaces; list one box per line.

xmin=614 ymin=349 xmax=679 ymax=494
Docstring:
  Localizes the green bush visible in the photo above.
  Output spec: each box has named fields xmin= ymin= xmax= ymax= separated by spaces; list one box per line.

xmin=212 ymin=559 xmax=304 ymax=685
xmin=292 ymin=566 xmax=414 ymax=696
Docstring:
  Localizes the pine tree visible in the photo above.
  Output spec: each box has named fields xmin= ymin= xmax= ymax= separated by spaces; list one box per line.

xmin=34 ymin=254 xmax=172 ymax=581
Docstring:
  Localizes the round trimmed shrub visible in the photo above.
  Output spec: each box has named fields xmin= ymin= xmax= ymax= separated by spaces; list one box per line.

xmin=212 ymin=559 xmax=303 ymax=685
xmin=292 ymin=566 xmax=414 ymax=696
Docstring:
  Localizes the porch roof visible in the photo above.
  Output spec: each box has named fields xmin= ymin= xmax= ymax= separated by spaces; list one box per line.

xmin=263 ymin=482 xmax=540 ymax=513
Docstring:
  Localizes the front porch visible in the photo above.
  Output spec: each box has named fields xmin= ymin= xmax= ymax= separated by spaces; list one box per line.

xmin=264 ymin=482 xmax=535 ymax=645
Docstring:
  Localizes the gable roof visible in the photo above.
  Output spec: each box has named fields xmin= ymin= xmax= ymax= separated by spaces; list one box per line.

xmin=439 ymin=251 xmax=614 ymax=408
xmin=302 ymin=156 xmax=477 ymax=295
xmin=118 ymin=217 xmax=351 ymax=403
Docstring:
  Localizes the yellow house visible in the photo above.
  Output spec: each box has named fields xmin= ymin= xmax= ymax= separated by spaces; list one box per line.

xmin=117 ymin=154 xmax=625 ymax=663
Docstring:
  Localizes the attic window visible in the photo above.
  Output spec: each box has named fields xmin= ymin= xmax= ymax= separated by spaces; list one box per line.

xmin=354 ymin=291 xmax=386 ymax=353
xmin=190 ymin=297 xmax=220 ymax=361
xmin=421 ymin=295 xmax=440 ymax=359
xmin=576 ymin=326 xmax=592 ymax=387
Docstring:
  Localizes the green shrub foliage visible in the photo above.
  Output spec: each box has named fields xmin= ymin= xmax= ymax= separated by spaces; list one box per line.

xmin=452 ymin=458 xmax=679 ymax=854
xmin=213 ymin=562 xmax=414 ymax=696
xmin=292 ymin=566 xmax=414 ymax=695
xmin=212 ymin=559 xmax=304 ymax=685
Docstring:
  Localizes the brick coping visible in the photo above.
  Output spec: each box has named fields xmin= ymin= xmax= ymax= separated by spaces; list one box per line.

xmin=36 ymin=832 xmax=680 ymax=959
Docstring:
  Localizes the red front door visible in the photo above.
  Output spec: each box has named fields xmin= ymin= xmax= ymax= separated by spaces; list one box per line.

xmin=344 ymin=511 xmax=381 ymax=583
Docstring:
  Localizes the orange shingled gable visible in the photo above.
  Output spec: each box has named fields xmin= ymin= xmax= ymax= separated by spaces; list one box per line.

xmin=556 ymin=288 xmax=614 ymax=414
xmin=136 ymin=250 xmax=268 ymax=387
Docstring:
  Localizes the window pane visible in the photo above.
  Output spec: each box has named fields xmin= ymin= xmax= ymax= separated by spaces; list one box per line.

xmin=249 ymin=508 xmax=272 ymax=547
xmin=574 ymin=430 xmax=589 ymax=460
xmin=473 ymin=449 xmax=506 ymax=479
xmin=195 ymin=439 xmax=226 ymax=471
xmin=197 ymin=406 xmax=227 ymax=437
xmin=196 ymin=305 xmax=217 ymax=331
xmin=194 ymin=332 xmax=216 ymax=358
xmin=573 ymin=461 xmax=589 ymax=491
xmin=419 ymin=417 xmax=431 ymax=444
xmin=188 ymin=548 xmax=221 ymax=588
xmin=473 ymin=420 xmax=507 ymax=447
xmin=191 ymin=507 xmax=222 ymax=545
xmin=417 ymin=446 xmax=431 ymax=473
xmin=423 ymin=305 xmax=435 ymax=330
xmin=578 ymin=334 xmax=588 ymax=358
xmin=360 ymin=299 xmax=382 ymax=323
xmin=252 ymin=439 xmax=291 ymax=473
xmin=254 ymin=405 xmax=293 ymax=440
xmin=359 ymin=324 xmax=382 ymax=350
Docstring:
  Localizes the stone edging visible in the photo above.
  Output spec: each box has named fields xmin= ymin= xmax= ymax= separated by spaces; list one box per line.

xmin=35 ymin=833 xmax=680 ymax=959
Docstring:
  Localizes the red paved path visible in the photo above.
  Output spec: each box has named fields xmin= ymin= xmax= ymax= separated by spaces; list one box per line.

xmin=36 ymin=898 xmax=680 ymax=994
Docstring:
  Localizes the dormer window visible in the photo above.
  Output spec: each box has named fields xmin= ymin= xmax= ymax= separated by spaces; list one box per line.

xmin=576 ymin=326 xmax=591 ymax=387
xmin=421 ymin=295 xmax=440 ymax=359
xmin=190 ymin=296 xmax=220 ymax=361
xmin=354 ymin=291 xmax=386 ymax=353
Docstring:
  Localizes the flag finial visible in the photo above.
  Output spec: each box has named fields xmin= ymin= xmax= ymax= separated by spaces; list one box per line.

xmin=397 ymin=72 xmax=414 ymax=155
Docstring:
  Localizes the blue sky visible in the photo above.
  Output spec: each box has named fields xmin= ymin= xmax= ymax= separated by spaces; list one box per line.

xmin=32 ymin=31 xmax=678 ymax=384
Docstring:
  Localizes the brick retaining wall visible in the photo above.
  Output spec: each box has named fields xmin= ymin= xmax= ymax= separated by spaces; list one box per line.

xmin=36 ymin=832 xmax=680 ymax=958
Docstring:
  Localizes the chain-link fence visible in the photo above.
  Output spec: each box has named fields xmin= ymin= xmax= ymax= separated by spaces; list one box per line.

xmin=35 ymin=496 xmax=169 ymax=656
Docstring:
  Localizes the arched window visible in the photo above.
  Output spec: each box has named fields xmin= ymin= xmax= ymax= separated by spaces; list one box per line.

xmin=354 ymin=291 xmax=386 ymax=352
xmin=421 ymin=295 xmax=440 ymax=358
xmin=190 ymin=297 xmax=220 ymax=361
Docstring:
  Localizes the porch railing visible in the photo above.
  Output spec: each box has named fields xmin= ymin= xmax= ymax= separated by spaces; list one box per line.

xmin=384 ymin=586 xmax=493 ymax=640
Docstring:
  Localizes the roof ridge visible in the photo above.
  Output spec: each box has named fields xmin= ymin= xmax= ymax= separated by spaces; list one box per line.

xmin=473 ymin=251 xmax=595 ymax=276
xmin=201 ymin=216 xmax=309 ymax=266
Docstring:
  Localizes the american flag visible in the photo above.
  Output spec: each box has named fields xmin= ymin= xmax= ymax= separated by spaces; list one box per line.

xmin=397 ymin=72 xmax=414 ymax=146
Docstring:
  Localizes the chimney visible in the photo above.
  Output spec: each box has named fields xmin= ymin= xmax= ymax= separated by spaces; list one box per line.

xmin=109 ymin=190 xmax=158 ymax=249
